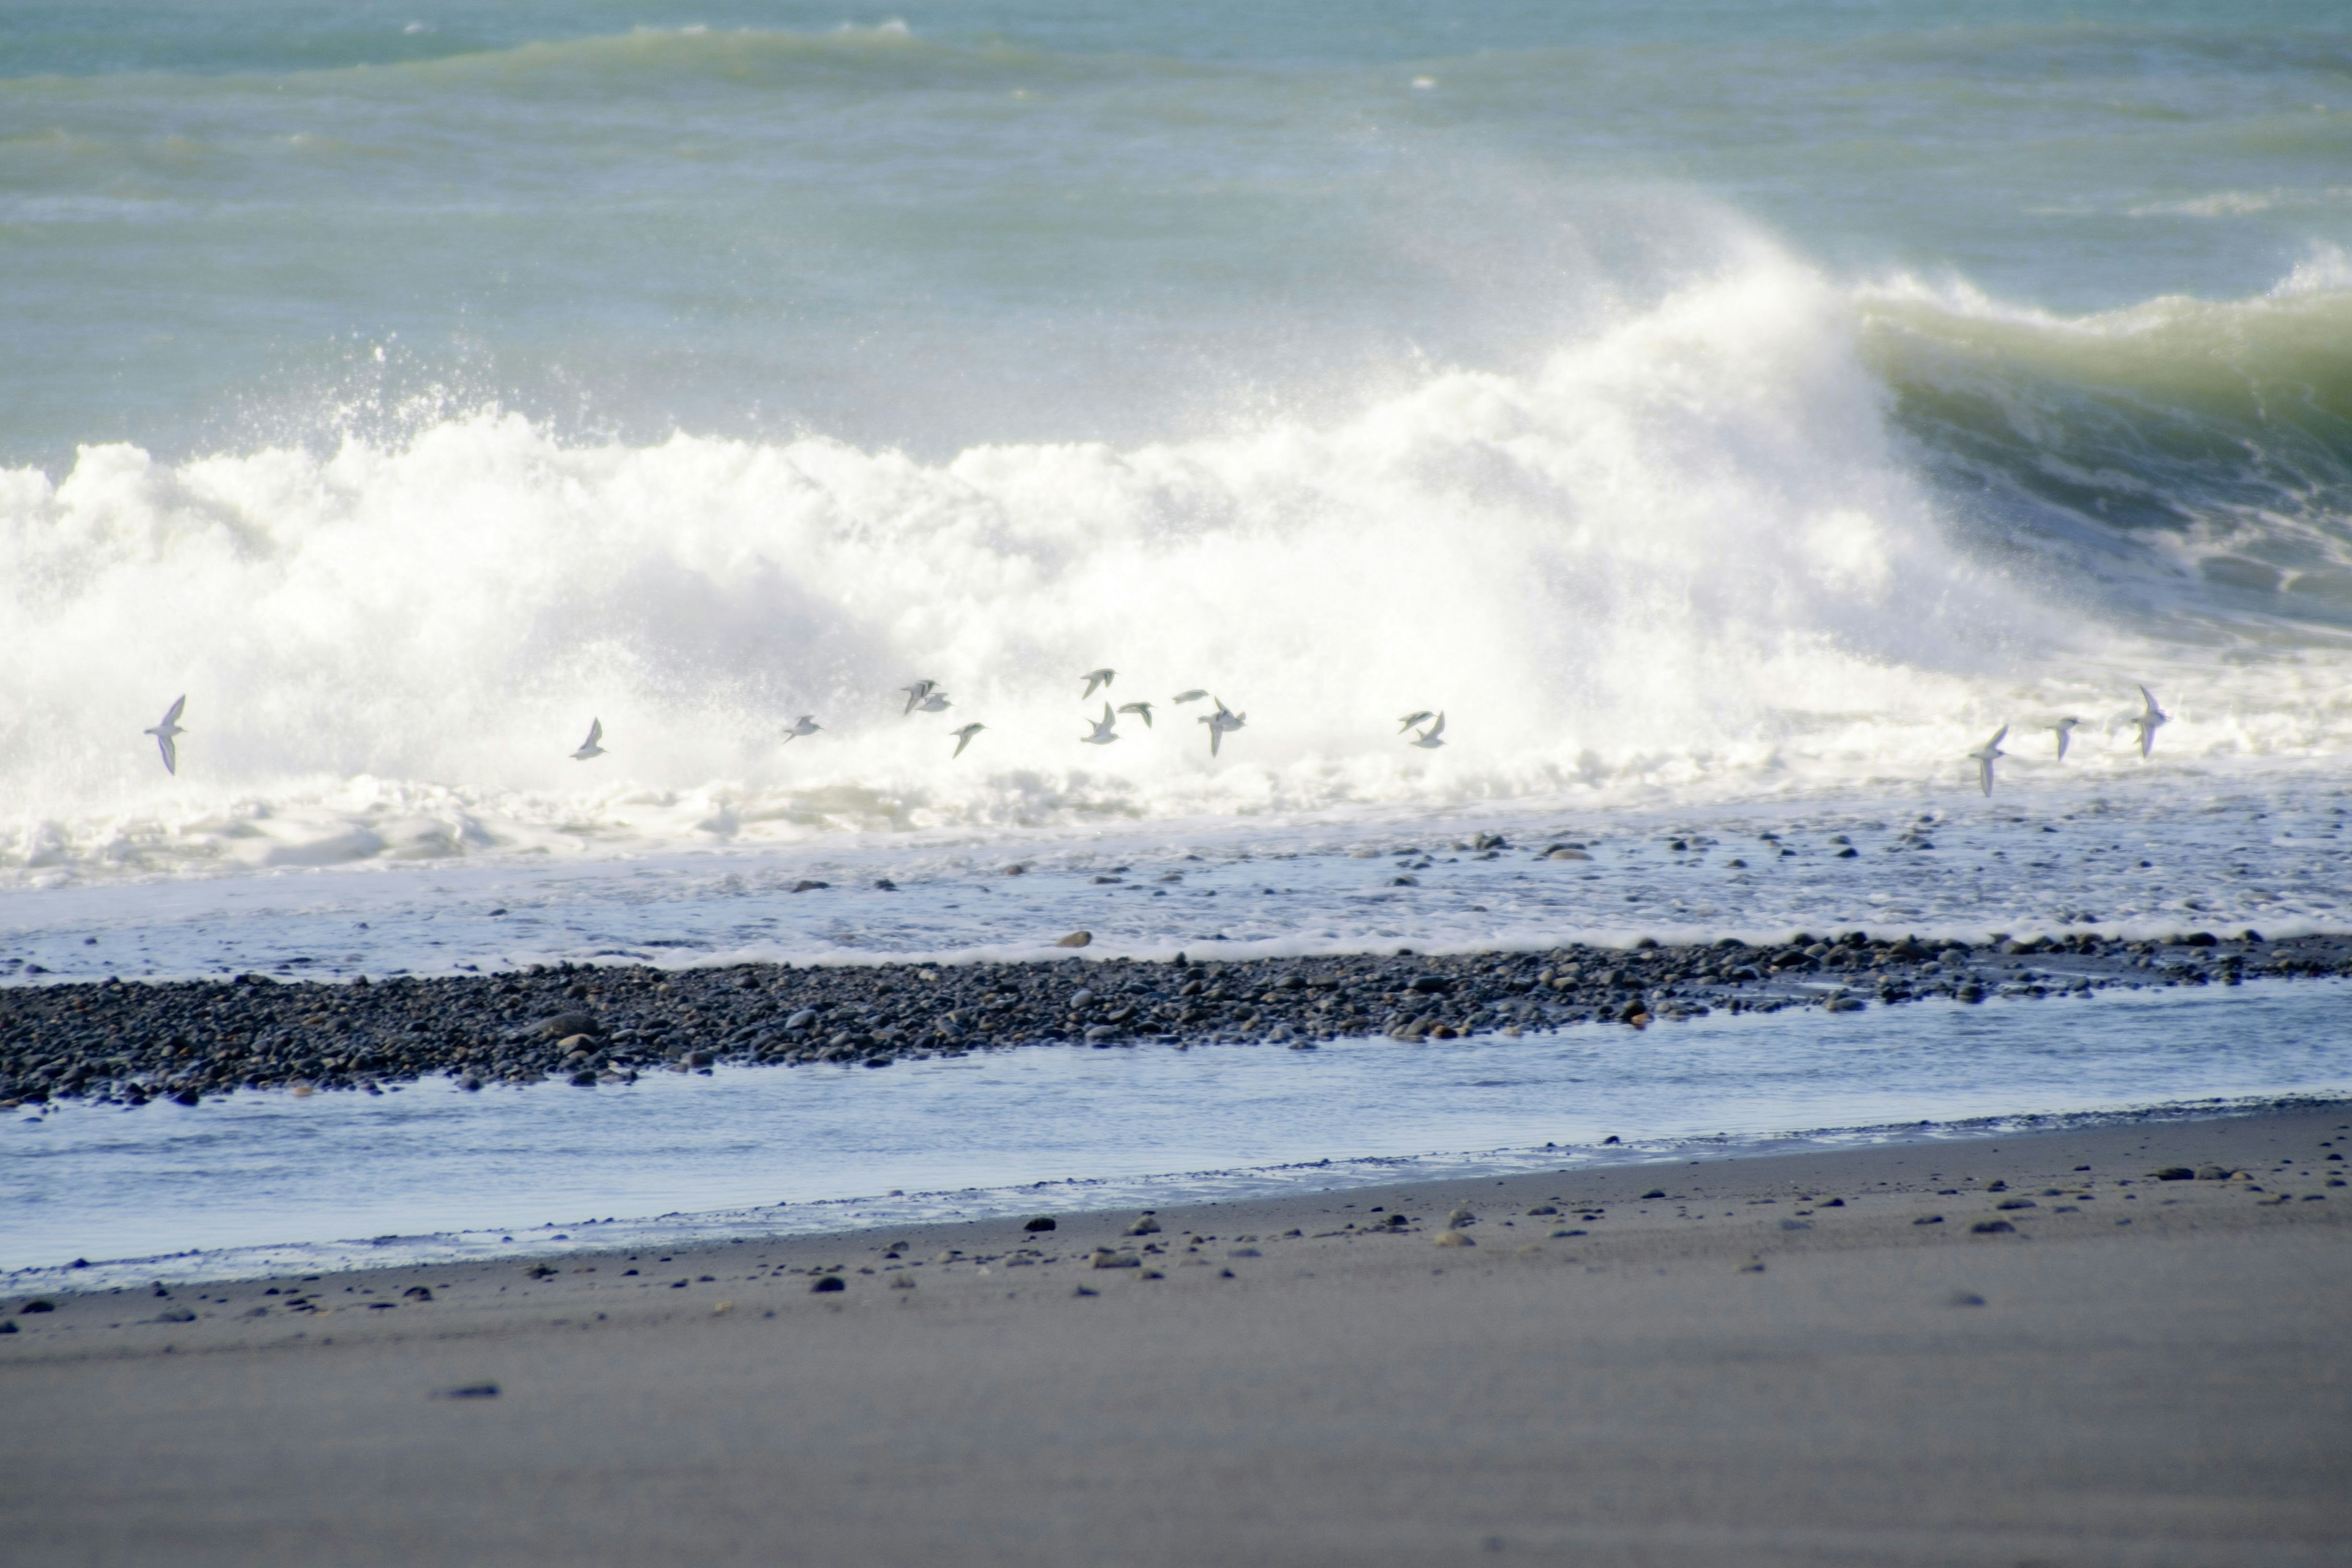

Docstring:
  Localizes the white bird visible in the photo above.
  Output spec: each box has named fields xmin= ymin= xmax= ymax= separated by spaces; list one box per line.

xmin=1200 ymin=698 xmax=1246 ymax=758
xmin=1082 ymin=703 xmax=1119 ymax=745
xmin=2132 ymin=685 xmax=2168 ymax=759
xmin=1398 ymin=709 xmax=1434 ymax=734
xmin=782 ymin=715 xmax=821 ymax=742
xmin=1409 ymin=712 xmax=1446 ymax=750
xmin=1172 ymin=689 xmax=1208 ymax=705
xmin=2049 ymin=717 xmax=2078 ymax=760
xmin=951 ymin=722 xmax=985 ymax=758
xmin=901 ymin=680 xmax=940 ymax=716
xmin=915 ymin=690 xmax=952 ymax=714
xmin=1117 ymin=701 xmax=1154 ymax=728
xmin=1080 ymin=668 xmax=1116 ymax=699
xmin=571 ymin=718 xmax=606 ymax=761
xmin=144 ymin=695 xmax=186 ymax=775
xmin=1967 ymin=725 xmax=2007 ymax=796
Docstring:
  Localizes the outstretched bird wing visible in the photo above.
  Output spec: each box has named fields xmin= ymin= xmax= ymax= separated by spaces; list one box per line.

xmin=156 ymin=732 xmax=177 ymax=775
xmin=160 ymin=694 xmax=186 ymax=728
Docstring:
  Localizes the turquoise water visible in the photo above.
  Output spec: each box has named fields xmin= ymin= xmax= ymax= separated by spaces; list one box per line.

xmin=8 ymin=2 xmax=2350 ymax=462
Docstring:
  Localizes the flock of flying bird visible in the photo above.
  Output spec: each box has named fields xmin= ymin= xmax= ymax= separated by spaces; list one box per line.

xmin=1967 ymin=684 xmax=2169 ymax=796
xmin=760 ymin=669 xmax=1271 ymax=762
xmin=134 ymin=679 xmax=2165 ymax=788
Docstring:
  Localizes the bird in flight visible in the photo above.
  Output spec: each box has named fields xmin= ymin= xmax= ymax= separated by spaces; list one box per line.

xmin=1117 ymin=701 xmax=1154 ymax=728
xmin=902 ymin=680 xmax=941 ymax=716
xmin=1200 ymin=698 xmax=1246 ymax=757
xmin=1408 ymin=712 xmax=1446 ymax=750
xmin=1968 ymin=725 xmax=2007 ymax=796
xmin=951 ymin=722 xmax=986 ymax=758
xmin=2132 ymin=685 xmax=2167 ymax=758
xmin=1082 ymin=703 xmax=1120 ymax=745
xmin=145 ymin=696 xmax=186 ymax=775
xmin=1398 ymin=710 xmax=1434 ymax=734
xmin=914 ymin=689 xmax=952 ymax=714
xmin=572 ymin=718 xmax=606 ymax=761
xmin=1080 ymin=668 xmax=1117 ymax=699
xmin=2048 ymin=717 xmax=2078 ymax=760
xmin=1172 ymin=689 xmax=1208 ymax=705
xmin=782 ymin=715 xmax=821 ymax=742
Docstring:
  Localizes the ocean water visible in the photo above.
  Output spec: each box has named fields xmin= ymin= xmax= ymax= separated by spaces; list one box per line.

xmin=4 ymin=2 xmax=2351 ymax=1270
xmin=7 ymin=981 xmax=2348 ymax=1286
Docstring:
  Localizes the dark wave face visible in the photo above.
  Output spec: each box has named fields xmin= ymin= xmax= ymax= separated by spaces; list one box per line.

xmin=1869 ymin=274 xmax=2352 ymax=643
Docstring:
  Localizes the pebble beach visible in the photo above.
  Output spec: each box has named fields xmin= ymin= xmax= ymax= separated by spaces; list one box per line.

xmin=9 ymin=929 xmax=2346 ymax=1110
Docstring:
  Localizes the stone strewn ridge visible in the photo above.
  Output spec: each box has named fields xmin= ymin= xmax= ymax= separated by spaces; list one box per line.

xmin=2 ymin=929 xmax=2342 ymax=1107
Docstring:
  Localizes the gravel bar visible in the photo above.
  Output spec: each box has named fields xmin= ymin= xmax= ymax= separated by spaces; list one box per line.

xmin=4 ymin=927 xmax=2346 ymax=1109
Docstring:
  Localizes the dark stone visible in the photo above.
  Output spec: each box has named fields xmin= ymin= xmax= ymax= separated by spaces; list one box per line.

xmin=1023 ymin=1216 xmax=1057 ymax=1231
xmin=810 ymin=1275 xmax=846 ymax=1293
xmin=2153 ymin=1167 xmax=2196 ymax=1181
xmin=19 ymin=1300 xmax=55 ymax=1313
xmin=1970 ymin=1220 xmax=2016 ymax=1234
xmin=442 ymin=1384 xmax=499 ymax=1398
xmin=1641 ymin=1189 xmax=1666 ymax=1200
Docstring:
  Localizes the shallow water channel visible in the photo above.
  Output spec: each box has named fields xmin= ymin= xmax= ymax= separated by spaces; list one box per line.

xmin=4 ymin=979 xmax=2346 ymax=1289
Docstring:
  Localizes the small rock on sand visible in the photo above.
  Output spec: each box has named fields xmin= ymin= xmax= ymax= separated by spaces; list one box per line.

xmin=1125 ymin=1215 xmax=1161 ymax=1235
xmin=1971 ymin=1220 xmax=2016 ymax=1234
xmin=810 ymin=1275 xmax=846 ymax=1293
xmin=1433 ymin=1229 xmax=1476 ymax=1248
xmin=1446 ymin=1206 xmax=1476 ymax=1227
xmin=1055 ymin=931 xmax=1093 ymax=948
xmin=1023 ymin=1216 xmax=1057 ymax=1232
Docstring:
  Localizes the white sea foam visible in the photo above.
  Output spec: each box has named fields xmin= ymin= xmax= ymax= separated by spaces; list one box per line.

xmin=1 ymin=251 xmax=2345 ymax=888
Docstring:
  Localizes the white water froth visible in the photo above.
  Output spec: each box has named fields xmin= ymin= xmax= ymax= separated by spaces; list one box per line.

xmin=2 ymin=252 xmax=2340 ymax=888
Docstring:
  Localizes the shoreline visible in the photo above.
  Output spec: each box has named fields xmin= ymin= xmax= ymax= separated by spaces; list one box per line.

xmin=11 ymin=1085 xmax=2351 ymax=1294
xmin=4 ymin=1103 xmax=2346 ymax=1563
xmin=5 ymin=927 xmax=2343 ymax=1110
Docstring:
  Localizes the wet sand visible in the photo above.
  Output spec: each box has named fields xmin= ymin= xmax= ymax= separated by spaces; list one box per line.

xmin=3 ymin=1105 xmax=2348 ymax=1566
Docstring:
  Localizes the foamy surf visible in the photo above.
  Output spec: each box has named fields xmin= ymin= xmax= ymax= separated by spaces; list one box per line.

xmin=6 ymin=252 xmax=2345 ymax=889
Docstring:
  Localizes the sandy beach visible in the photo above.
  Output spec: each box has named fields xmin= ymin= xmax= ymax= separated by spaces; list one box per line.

xmin=4 ymin=1103 xmax=2346 ymax=1566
